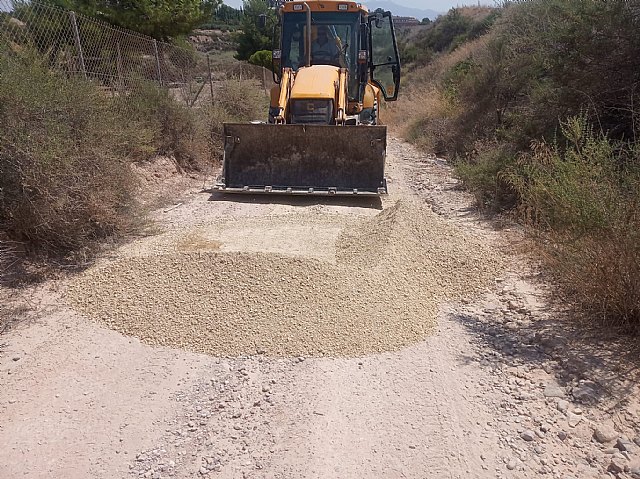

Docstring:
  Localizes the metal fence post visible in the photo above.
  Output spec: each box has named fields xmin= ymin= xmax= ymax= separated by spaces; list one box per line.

xmin=68 ymin=11 xmax=87 ymax=79
xmin=116 ymin=41 xmax=124 ymax=92
xmin=207 ymin=55 xmax=215 ymax=106
xmin=153 ymin=39 xmax=163 ymax=86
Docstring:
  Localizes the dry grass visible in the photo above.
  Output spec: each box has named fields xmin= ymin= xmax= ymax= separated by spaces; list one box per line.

xmin=0 ymin=50 xmax=267 ymax=277
xmin=0 ymin=54 xmax=138 ymax=259
xmin=387 ymin=37 xmax=488 ymax=154
xmin=506 ymin=120 xmax=640 ymax=332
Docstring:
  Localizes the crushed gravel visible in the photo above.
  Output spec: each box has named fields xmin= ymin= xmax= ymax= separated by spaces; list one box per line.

xmin=65 ymin=198 xmax=504 ymax=357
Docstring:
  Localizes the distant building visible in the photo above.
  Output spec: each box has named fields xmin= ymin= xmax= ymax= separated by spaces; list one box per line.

xmin=393 ymin=16 xmax=420 ymax=26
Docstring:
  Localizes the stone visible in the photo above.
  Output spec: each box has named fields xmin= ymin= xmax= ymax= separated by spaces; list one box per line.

xmin=594 ymin=426 xmax=618 ymax=444
xmin=607 ymin=457 xmax=626 ymax=474
xmin=567 ymin=413 xmax=582 ymax=428
xmin=507 ymin=459 xmax=518 ymax=470
xmin=628 ymin=459 xmax=640 ymax=478
xmin=572 ymin=383 xmax=598 ymax=404
xmin=617 ymin=437 xmax=637 ymax=453
xmin=558 ymin=431 xmax=568 ymax=441
xmin=557 ymin=400 xmax=570 ymax=413
xmin=544 ymin=383 xmax=565 ymax=398
xmin=521 ymin=430 xmax=536 ymax=442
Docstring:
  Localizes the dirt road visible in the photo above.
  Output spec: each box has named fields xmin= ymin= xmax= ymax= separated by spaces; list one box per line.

xmin=1 ymin=139 xmax=639 ymax=479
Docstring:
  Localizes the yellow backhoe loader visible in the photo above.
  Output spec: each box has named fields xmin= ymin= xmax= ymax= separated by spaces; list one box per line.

xmin=215 ymin=0 xmax=401 ymax=196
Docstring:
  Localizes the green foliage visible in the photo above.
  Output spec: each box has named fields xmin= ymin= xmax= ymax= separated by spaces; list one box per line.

xmin=52 ymin=0 xmax=221 ymax=40
xmin=421 ymin=0 xmax=640 ymax=199
xmin=248 ymin=49 xmax=272 ymax=71
xmin=455 ymin=144 xmax=517 ymax=210
xmin=210 ymin=4 xmax=243 ymax=27
xmin=397 ymin=40 xmax=431 ymax=66
xmin=235 ymin=0 xmax=275 ymax=61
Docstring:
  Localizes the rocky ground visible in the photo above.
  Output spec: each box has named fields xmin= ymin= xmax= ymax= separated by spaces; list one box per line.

xmin=1 ymin=138 xmax=639 ymax=478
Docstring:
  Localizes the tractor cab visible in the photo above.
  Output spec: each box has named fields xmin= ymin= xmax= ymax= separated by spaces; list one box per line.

xmin=272 ymin=1 xmax=401 ymax=107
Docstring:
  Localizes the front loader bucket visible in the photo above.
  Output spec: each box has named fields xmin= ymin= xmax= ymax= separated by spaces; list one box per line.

xmin=215 ymin=123 xmax=387 ymax=196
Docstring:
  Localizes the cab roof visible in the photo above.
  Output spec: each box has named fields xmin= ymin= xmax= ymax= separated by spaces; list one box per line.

xmin=280 ymin=0 xmax=368 ymax=14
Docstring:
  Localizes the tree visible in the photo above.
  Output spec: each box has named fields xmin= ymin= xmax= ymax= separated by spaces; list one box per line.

xmin=248 ymin=49 xmax=272 ymax=71
xmin=48 ymin=0 xmax=221 ymax=40
xmin=235 ymin=0 xmax=275 ymax=60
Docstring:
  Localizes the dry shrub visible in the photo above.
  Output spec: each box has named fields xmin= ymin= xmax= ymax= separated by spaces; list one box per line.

xmin=213 ymin=78 xmax=268 ymax=122
xmin=113 ymin=78 xmax=267 ymax=172
xmin=115 ymin=82 xmax=209 ymax=170
xmin=0 ymin=53 xmax=137 ymax=257
xmin=395 ymin=0 xmax=640 ymax=333
xmin=388 ymin=37 xmax=488 ymax=154
xmin=506 ymin=117 xmax=640 ymax=332
xmin=201 ymin=78 xmax=269 ymax=161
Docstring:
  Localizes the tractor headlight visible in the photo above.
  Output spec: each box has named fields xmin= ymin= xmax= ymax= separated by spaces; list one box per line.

xmin=290 ymin=99 xmax=334 ymax=125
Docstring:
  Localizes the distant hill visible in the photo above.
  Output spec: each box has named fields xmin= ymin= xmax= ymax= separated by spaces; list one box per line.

xmin=364 ymin=1 xmax=441 ymax=20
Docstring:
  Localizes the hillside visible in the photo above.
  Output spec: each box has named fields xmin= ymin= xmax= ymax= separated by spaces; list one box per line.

xmin=393 ymin=0 xmax=640 ymax=334
xmin=397 ymin=6 xmax=497 ymax=67
xmin=365 ymin=0 xmax=440 ymax=19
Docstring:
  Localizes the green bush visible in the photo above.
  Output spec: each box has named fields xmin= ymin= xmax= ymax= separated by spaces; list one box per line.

xmin=400 ymin=0 xmax=640 ymax=331
xmin=456 ymin=144 xmax=517 ymax=210
xmin=248 ymin=49 xmax=273 ymax=72
xmin=407 ymin=7 xmax=499 ymax=64
xmin=420 ymin=0 xmax=640 ymax=207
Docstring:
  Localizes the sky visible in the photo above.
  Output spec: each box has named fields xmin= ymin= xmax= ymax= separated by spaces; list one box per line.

xmin=223 ymin=0 xmax=471 ymax=13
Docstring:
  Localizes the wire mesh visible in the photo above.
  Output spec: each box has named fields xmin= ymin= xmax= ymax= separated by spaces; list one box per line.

xmin=0 ymin=0 xmax=274 ymax=106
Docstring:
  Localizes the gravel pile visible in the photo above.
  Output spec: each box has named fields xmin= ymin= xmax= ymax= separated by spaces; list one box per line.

xmin=66 ymin=198 xmax=504 ymax=357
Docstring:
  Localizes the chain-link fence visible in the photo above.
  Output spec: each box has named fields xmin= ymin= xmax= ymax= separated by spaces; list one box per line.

xmin=0 ymin=0 xmax=272 ymax=106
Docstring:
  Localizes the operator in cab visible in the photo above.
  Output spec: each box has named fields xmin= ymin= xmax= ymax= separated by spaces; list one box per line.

xmin=311 ymin=25 xmax=340 ymax=65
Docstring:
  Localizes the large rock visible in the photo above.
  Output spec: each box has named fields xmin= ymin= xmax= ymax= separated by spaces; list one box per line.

xmin=594 ymin=425 xmax=618 ymax=444
xmin=607 ymin=457 xmax=626 ymax=474
xmin=572 ymin=381 xmax=599 ymax=404
xmin=617 ymin=436 xmax=637 ymax=453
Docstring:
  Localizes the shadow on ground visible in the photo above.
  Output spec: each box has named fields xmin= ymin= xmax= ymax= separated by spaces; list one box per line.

xmin=206 ymin=190 xmax=384 ymax=210
xmin=450 ymin=282 xmax=640 ymax=421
